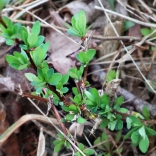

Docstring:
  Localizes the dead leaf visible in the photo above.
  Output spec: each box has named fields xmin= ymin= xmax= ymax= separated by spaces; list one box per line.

xmin=3 ymin=66 xmax=33 ymax=92
xmin=69 ymin=122 xmax=84 ymax=137
xmin=59 ymin=0 xmax=111 ymax=28
xmin=0 ymin=77 xmax=15 ymax=93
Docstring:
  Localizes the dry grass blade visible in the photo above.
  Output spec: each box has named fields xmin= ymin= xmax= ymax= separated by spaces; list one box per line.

xmin=37 ymin=127 xmax=45 ymax=156
xmin=0 ymin=114 xmax=58 ymax=146
xmin=95 ymin=6 xmax=156 ymax=28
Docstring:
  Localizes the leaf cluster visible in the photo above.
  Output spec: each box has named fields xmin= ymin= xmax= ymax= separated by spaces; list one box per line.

xmin=53 ymin=133 xmax=71 ymax=153
xmin=125 ymin=110 xmax=156 ymax=153
xmin=65 ymin=10 xmax=91 ymax=38
xmin=94 ymin=131 xmax=122 ymax=155
xmin=75 ymin=143 xmax=94 ymax=156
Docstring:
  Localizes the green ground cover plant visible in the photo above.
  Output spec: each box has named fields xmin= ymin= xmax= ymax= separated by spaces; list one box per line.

xmin=0 ymin=1 xmax=156 ymax=154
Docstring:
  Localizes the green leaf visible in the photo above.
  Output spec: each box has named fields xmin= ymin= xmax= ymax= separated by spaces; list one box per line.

xmin=13 ymin=23 xmax=21 ymax=35
xmin=72 ymin=10 xmax=86 ymax=37
xmin=142 ymin=106 xmax=150 ymax=119
xmin=106 ymin=70 xmax=116 ymax=82
xmin=48 ymin=73 xmax=62 ymax=85
xmin=31 ymin=21 xmax=40 ymax=36
xmin=107 ymin=0 xmax=115 ymax=10
xmin=64 ymin=140 xmax=71 ymax=149
xmin=6 ymin=39 xmax=14 ymax=45
xmin=0 ymin=0 xmax=9 ymax=11
xmin=13 ymin=52 xmax=26 ymax=64
xmin=85 ymin=49 xmax=96 ymax=63
xmin=37 ymin=68 xmax=45 ymax=81
xmin=61 ymin=87 xmax=69 ymax=93
xmin=108 ymin=120 xmax=117 ymax=131
xmin=19 ymin=26 xmax=28 ymax=45
xmin=61 ymin=74 xmax=69 ymax=85
xmin=129 ymin=116 xmax=143 ymax=127
xmin=131 ymin=131 xmax=140 ymax=146
xmin=65 ymin=114 xmax=75 ymax=121
xmin=124 ymin=127 xmax=139 ymax=139
xmin=72 ymin=94 xmax=82 ymax=104
xmin=124 ymin=20 xmax=135 ymax=31
xmin=138 ymin=126 xmax=146 ymax=139
xmin=2 ymin=16 xmax=13 ymax=28
xmin=76 ymin=51 xmax=86 ymax=64
xmin=94 ymin=137 xmax=103 ymax=150
xmin=77 ymin=115 xmax=86 ymax=124
xmin=140 ymin=28 xmax=151 ymax=37
xmin=42 ymin=42 xmax=49 ymax=54
xmin=100 ymin=94 xmax=109 ymax=109
xmin=67 ymin=28 xmax=80 ymax=37
xmin=27 ymin=33 xmax=38 ymax=48
xmin=47 ymin=68 xmax=54 ymax=78
xmin=54 ymin=142 xmax=63 ymax=153
xmin=69 ymin=104 xmax=78 ymax=113
xmin=119 ymin=108 xmax=128 ymax=113
xmin=78 ymin=66 xmax=84 ymax=79
xmin=145 ymin=127 xmax=156 ymax=136
xmin=115 ymin=120 xmax=123 ymax=130
xmin=18 ymin=64 xmax=29 ymax=70
xmin=25 ymin=73 xmax=37 ymax=81
xmin=57 ymin=133 xmax=64 ymax=139
xmin=65 ymin=10 xmax=89 ymax=38
xmin=35 ymin=36 xmax=44 ymax=47
xmin=53 ymin=139 xmax=62 ymax=145
xmin=68 ymin=67 xmax=78 ymax=79
xmin=139 ymin=135 xmax=149 ymax=153
xmin=115 ymin=96 xmax=124 ymax=105
xmin=115 ymin=131 xmax=122 ymax=143
xmin=62 ymin=106 xmax=70 ymax=112
xmin=101 ymin=132 xmax=110 ymax=150
xmin=84 ymin=149 xmax=95 ymax=155
xmin=78 ymin=143 xmax=85 ymax=151
xmin=6 ymin=55 xmax=26 ymax=70
xmin=72 ymin=87 xmax=79 ymax=95
xmin=100 ymin=119 xmax=109 ymax=129
xmin=76 ymin=49 xmax=96 ymax=65
xmin=90 ymin=88 xmax=99 ymax=102
xmin=85 ymin=90 xmax=95 ymax=102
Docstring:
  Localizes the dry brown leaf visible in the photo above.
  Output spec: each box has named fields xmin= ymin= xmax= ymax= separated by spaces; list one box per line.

xmin=46 ymin=31 xmax=80 ymax=74
xmin=0 ymin=77 xmax=15 ymax=93
xmin=69 ymin=122 xmax=84 ymax=137
xmin=3 ymin=66 xmax=33 ymax=92
xmin=59 ymin=0 xmax=111 ymax=28
xmin=128 ymin=24 xmax=141 ymax=38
